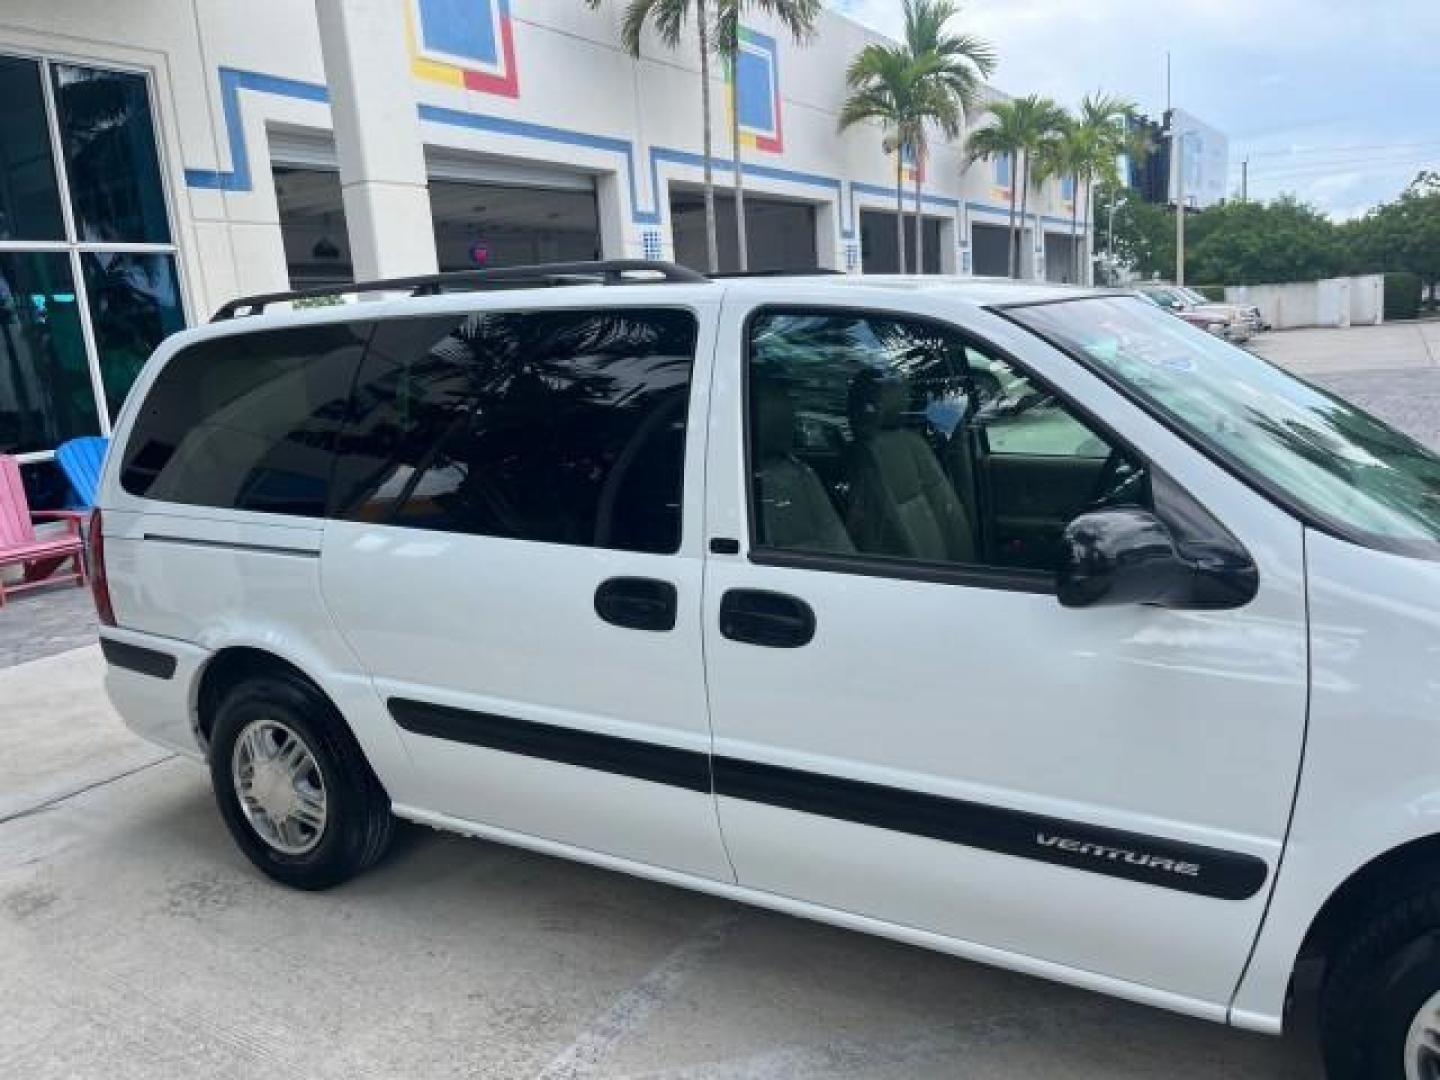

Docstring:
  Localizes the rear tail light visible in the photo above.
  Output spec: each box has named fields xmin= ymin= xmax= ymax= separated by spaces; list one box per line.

xmin=89 ymin=508 xmax=116 ymax=627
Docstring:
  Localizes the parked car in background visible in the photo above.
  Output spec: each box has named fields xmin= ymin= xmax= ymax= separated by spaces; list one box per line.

xmin=1173 ymin=285 xmax=1269 ymax=334
xmin=1136 ymin=287 xmax=1232 ymax=338
xmin=1136 ymin=283 xmax=1253 ymax=343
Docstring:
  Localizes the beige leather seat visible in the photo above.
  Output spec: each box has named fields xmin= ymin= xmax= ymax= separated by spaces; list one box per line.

xmin=845 ymin=373 xmax=975 ymax=563
xmin=752 ymin=381 xmax=854 ymax=553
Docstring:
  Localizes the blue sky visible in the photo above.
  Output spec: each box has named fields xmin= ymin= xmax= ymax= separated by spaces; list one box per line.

xmin=828 ymin=0 xmax=1440 ymax=218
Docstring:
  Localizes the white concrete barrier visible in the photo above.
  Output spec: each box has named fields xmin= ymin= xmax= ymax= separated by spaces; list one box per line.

xmin=1227 ymin=275 xmax=1384 ymax=329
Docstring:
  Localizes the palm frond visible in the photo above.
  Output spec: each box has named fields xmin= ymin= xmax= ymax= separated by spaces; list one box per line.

xmin=615 ymin=0 xmax=693 ymax=56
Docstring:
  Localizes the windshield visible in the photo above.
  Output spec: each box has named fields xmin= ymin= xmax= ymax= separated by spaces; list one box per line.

xmin=1141 ymin=287 xmax=1186 ymax=310
xmin=1007 ymin=296 xmax=1440 ymax=556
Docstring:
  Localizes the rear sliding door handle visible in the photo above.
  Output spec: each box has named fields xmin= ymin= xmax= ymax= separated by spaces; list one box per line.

xmin=595 ymin=577 xmax=678 ymax=632
xmin=719 ymin=589 xmax=816 ymax=648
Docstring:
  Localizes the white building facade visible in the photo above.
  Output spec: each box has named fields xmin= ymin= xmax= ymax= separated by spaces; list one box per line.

xmin=0 ymin=0 xmax=1090 ymax=503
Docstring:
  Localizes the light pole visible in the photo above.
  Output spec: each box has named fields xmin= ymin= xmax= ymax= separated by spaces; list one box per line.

xmin=1105 ymin=188 xmax=1122 ymax=285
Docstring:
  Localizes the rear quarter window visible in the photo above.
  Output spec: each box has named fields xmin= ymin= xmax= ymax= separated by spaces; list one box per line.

xmin=119 ymin=322 xmax=370 ymax=516
xmin=329 ymin=307 xmax=697 ymax=554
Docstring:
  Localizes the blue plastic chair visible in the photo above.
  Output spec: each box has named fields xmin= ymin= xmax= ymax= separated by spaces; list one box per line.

xmin=55 ymin=436 xmax=109 ymax=510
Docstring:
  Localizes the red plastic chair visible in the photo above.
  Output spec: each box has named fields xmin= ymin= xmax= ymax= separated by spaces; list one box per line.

xmin=0 ymin=454 xmax=87 ymax=607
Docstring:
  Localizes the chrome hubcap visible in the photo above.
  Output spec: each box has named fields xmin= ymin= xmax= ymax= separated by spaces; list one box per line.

xmin=1407 ymin=990 xmax=1440 ymax=1080
xmin=231 ymin=719 xmax=327 ymax=855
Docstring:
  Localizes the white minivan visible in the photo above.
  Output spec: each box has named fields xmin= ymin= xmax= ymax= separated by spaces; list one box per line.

xmin=95 ymin=262 xmax=1440 ymax=1079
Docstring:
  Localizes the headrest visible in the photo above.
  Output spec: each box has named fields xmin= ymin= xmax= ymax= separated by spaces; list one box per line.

xmin=848 ymin=369 xmax=908 ymax=436
xmin=753 ymin=379 xmax=796 ymax=459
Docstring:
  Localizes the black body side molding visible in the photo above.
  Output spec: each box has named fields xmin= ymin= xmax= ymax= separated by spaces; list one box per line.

xmin=99 ymin=637 xmax=178 ymax=680
xmin=388 ymin=698 xmax=1268 ymax=900
xmin=389 ymin=698 xmax=711 ymax=793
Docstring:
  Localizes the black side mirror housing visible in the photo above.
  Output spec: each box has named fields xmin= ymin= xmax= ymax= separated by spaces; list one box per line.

xmin=1057 ymin=506 xmax=1259 ymax=610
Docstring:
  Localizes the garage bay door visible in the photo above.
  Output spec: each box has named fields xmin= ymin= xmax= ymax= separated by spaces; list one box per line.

xmin=670 ymin=189 xmax=818 ymax=273
xmin=271 ymin=134 xmax=602 ymax=287
xmin=970 ymin=221 xmax=1012 ymax=277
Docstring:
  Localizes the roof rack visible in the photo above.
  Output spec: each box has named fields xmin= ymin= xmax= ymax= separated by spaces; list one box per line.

xmin=211 ymin=260 xmax=709 ymax=321
xmin=706 ymin=267 xmax=845 ymax=279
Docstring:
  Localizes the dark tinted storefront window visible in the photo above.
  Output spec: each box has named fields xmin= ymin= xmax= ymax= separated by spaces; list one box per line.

xmin=0 ymin=55 xmax=181 ymax=508
xmin=0 ymin=252 xmax=99 ymax=454
xmin=50 ymin=64 xmax=170 ymax=244
xmin=120 ymin=324 xmax=370 ymax=516
xmin=0 ymin=56 xmax=64 ymax=241
xmin=333 ymin=308 xmax=696 ymax=553
xmin=81 ymin=252 xmax=186 ymax=418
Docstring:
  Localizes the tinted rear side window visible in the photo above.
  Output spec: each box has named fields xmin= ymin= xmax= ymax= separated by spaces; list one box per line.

xmin=120 ymin=323 xmax=369 ymax=516
xmin=331 ymin=307 xmax=696 ymax=554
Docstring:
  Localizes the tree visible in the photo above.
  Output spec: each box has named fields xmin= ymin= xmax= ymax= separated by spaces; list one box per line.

xmin=588 ymin=0 xmax=724 ymax=272
xmin=715 ymin=0 xmax=821 ymax=272
xmin=1345 ymin=172 xmax=1440 ymax=305
xmin=967 ymin=94 xmax=1066 ymax=277
xmin=1072 ymin=93 xmax=1133 ymax=284
xmin=896 ymin=0 xmax=994 ymax=272
xmin=1096 ymin=179 xmax=1173 ymax=280
xmin=1186 ymin=197 xmax=1343 ymax=285
xmin=1032 ymin=117 xmax=1084 ymax=282
xmin=839 ymin=45 xmax=954 ymax=273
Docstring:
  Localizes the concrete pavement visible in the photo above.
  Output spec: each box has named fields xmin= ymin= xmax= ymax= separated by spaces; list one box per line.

xmin=1251 ymin=319 xmax=1440 ymax=376
xmin=1 ymin=645 xmax=1317 ymax=1078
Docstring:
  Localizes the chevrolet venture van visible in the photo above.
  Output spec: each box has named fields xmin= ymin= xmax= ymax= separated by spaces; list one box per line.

xmin=95 ymin=262 xmax=1440 ymax=1078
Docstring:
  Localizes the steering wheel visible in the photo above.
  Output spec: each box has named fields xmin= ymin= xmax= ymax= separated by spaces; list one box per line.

xmin=1083 ymin=449 xmax=1144 ymax=512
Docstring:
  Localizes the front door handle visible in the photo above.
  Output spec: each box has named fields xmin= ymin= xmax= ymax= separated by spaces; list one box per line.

xmin=719 ymin=589 xmax=815 ymax=648
xmin=595 ymin=577 xmax=678 ymax=632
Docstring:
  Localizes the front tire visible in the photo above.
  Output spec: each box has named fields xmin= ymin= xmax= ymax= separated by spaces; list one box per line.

xmin=1320 ymin=874 xmax=1440 ymax=1079
xmin=209 ymin=673 xmax=393 ymax=890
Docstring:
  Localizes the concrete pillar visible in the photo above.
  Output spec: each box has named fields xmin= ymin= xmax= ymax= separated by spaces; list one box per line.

xmin=938 ymin=217 xmax=958 ymax=274
xmin=596 ymin=174 xmax=629 ymax=259
xmin=315 ymin=0 xmax=437 ymax=281
xmin=815 ymin=201 xmax=842 ymax=271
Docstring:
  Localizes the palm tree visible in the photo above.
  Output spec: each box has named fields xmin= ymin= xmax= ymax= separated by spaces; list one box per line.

xmin=839 ymin=47 xmax=955 ymax=274
xmin=967 ymin=94 xmax=1066 ymax=278
xmin=715 ymin=0 xmax=821 ymax=273
xmin=587 ymin=0 xmax=724 ymax=272
xmin=1033 ymin=117 xmax=1084 ymax=282
xmin=839 ymin=46 xmax=933 ymax=274
xmin=1072 ymin=93 xmax=1134 ymax=285
xmin=897 ymin=0 xmax=994 ymax=273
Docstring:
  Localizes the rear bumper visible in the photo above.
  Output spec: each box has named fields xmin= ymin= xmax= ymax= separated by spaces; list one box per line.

xmin=100 ymin=628 xmax=211 ymax=761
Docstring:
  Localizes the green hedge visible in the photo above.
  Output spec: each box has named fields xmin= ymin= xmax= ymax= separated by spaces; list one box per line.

xmin=1193 ymin=285 xmax=1227 ymax=302
xmin=1385 ymin=272 xmax=1422 ymax=320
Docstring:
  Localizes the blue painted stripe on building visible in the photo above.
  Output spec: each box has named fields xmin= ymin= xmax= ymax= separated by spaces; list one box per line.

xmin=415 ymin=103 xmax=656 ymax=222
xmin=852 ymin=180 xmax=959 ymax=211
xmin=184 ymin=68 xmax=329 ymax=191
xmin=965 ymin=201 xmax=1085 ymax=231
xmin=182 ymin=66 xmax=1075 ymax=244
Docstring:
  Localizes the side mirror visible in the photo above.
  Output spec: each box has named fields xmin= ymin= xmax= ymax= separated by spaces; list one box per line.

xmin=1057 ymin=507 xmax=1258 ymax=610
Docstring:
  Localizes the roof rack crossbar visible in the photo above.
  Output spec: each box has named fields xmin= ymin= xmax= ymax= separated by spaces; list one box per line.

xmin=210 ymin=260 xmax=709 ymax=321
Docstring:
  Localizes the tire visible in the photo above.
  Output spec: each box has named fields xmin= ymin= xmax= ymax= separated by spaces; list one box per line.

xmin=208 ymin=672 xmax=393 ymax=890
xmin=1320 ymin=872 xmax=1440 ymax=1079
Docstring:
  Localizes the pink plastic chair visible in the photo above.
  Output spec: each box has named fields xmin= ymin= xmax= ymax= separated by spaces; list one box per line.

xmin=0 ymin=454 xmax=87 ymax=607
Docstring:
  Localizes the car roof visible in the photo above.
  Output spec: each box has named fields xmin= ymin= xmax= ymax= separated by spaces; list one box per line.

xmin=174 ymin=274 xmax=1121 ymax=353
xmin=716 ymin=274 xmax=1112 ymax=307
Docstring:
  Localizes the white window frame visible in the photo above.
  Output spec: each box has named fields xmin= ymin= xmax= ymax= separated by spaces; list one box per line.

xmin=0 ymin=48 xmax=185 ymax=463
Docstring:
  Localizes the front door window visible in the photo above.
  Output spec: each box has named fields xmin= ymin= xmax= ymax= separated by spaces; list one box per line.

xmin=746 ymin=308 xmax=1147 ymax=576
